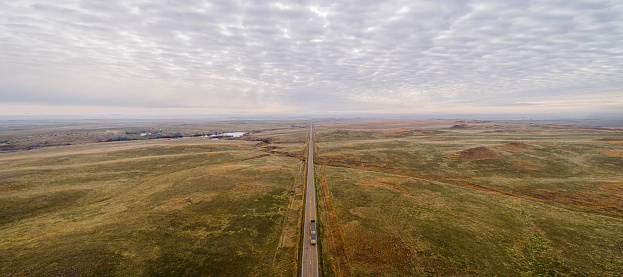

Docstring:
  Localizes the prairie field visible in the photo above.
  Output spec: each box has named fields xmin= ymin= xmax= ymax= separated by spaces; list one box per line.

xmin=2 ymin=119 xmax=623 ymax=276
xmin=313 ymin=120 xmax=623 ymax=276
xmin=0 ymin=121 xmax=308 ymax=276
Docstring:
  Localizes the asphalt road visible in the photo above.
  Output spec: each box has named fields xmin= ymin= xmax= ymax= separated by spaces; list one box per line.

xmin=301 ymin=121 xmax=319 ymax=277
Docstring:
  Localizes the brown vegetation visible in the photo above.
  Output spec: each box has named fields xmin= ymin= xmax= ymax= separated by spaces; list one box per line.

xmin=317 ymin=166 xmax=350 ymax=276
xmin=429 ymin=179 xmax=623 ymax=217
xmin=603 ymin=150 xmax=623 ymax=157
xmin=207 ymin=164 xmax=251 ymax=173
xmin=591 ymin=138 xmax=623 ymax=142
xmin=317 ymin=153 xmax=387 ymax=168
xmin=154 ymin=193 xmax=216 ymax=211
xmin=381 ymin=131 xmax=412 ymax=137
xmin=499 ymin=142 xmax=543 ymax=151
xmin=452 ymin=146 xmax=501 ymax=160
xmin=486 ymin=129 xmax=521 ymax=133
xmin=317 ymin=153 xmax=623 ymax=217
xmin=590 ymin=138 xmax=623 ymax=146
xmin=450 ymin=124 xmax=467 ymax=129
xmin=509 ymin=159 xmax=537 ymax=169
xmin=600 ymin=182 xmax=623 ymax=198
xmin=312 ymin=120 xmax=623 ymax=275
xmin=269 ymin=150 xmax=304 ymax=159
xmin=313 ymin=120 xmax=460 ymax=130
xmin=232 ymin=182 xmax=264 ymax=192
xmin=342 ymin=223 xmax=412 ymax=267
xmin=420 ymin=136 xmax=446 ymax=141
xmin=356 ymin=177 xmax=406 ymax=192
xmin=516 ymin=189 xmax=623 ymax=216
xmin=0 ymin=134 xmax=305 ymax=276
xmin=252 ymin=166 xmax=289 ymax=171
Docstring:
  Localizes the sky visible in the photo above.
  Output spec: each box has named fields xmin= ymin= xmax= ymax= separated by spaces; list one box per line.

xmin=1 ymin=0 xmax=622 ymax=117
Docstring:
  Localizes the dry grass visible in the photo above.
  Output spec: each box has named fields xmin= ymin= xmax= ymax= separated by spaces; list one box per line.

xmin=153 ymin=192 xmax=217 ymax=211
xmin=452 ymin=146 xmax=501 ymax=160
xmin=232 ymin=182 xmax=265 ymax=192
xmin=509 ymin=158 xmax=537 ymax=169
xmin=499 ymin=141 xmax=543 ymax=151
xmin=516 ymin=189 xmax=623 ymax=216
xmin=0 ymin=123 xmax=309 ymax=276
xmin=207 ymin=164 xmax=252 ymax=173
xmin=603 ymin=150 xmax=623 ymax=157
xmin=356 ymin=177 xmax=406 ymax=192
xmin=601 ymin=182 xmax=623 ymax=198
xmin=313 ymin=119 xmax=623 ymax=276
xmin=316 ymin=165 xmax=350 ymax=277
xmin=342 ymin=222 xmax=412 ymax=267
xmin=253 ymin=166 xmax=290 ymax=171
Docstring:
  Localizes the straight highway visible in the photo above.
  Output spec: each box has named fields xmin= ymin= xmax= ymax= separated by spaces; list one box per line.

xmin=301 ymin=121 xmax=319 ymax=277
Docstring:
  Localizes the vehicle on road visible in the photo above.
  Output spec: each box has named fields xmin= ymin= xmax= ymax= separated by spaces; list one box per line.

xmin=310 ymin=219 xmax=317 ymax=245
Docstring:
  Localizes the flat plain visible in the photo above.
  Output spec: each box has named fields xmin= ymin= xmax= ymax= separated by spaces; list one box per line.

xmin=2 ymin=119 xmax=623 ymax=276
xmin=312 ymin=119 xmax=623 ymax=276
xmin=0 ymin=120 xmax=308 ymax=276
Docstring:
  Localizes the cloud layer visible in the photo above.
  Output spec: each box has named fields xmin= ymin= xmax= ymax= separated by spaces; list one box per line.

xmin=1 ymin=0 xmax=622 ymax=115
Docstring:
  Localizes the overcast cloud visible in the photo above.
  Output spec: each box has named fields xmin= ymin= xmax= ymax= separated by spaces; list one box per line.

xmin=1 ymin=0 xmax=622 ymax=115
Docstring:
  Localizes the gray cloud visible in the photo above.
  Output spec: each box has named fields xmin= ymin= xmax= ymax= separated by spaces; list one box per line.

xmin=1 ymin=0 xmax=622 ymax=115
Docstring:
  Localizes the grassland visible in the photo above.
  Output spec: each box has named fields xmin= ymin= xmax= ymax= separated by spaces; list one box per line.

xmin=0 ymin=121 xmax=308 ymax=276
xmin=3 ymin=118 xmax=623 ymax=276
xmin=313 ymin=120 xmax=623 ymax=276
